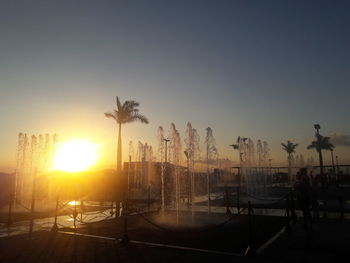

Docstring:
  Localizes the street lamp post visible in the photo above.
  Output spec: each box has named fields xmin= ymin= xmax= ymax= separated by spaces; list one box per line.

xmin=29 ymin=168 xmax=37 ymax=238
xmin=206 ymin=145 xmax=210 ymax=214
xmin=161 ymin=138 xmax=170 ymax=213
xmin=267 ymin=159 xmax=272 ymax=190
xmin=7 ymin=172 xmax=15 ymax=228
xmin=314 ymin=124 xmax=321 ymax=135
xmin=336 ymin=155 xmax=339 ymax=174
xmin=314 ymin=124 xmax=324 ymax=176
xmin=184 ymin=151 xmax=190 ymax=206
xmin=51 ymin=194 xmax=59 ymax=232
xmin=184 ymin=150 xmax=194 ymax=220
xmin=122 ymin=167 xmax=129 ymax=244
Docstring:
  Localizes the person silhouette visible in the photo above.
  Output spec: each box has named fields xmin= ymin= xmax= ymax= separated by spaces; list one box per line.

xmin=296 ymin=168 xmax=313 ymax=230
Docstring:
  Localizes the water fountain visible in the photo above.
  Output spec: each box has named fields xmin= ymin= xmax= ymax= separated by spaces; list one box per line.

xmin=262 ymin=141 xmax=269 ymax=166
xmin=204 ymin=127 xmax=218 ymax=214
xmin=14 ymin=133 xmax=58 ymax=206
xmin=257 ymin=140 xmax=263 ymax=167
xmin=184 ymin=122 xmax=201 ymax=219
xmin=133 ymin=141 xmax=153 ymax=193
xmin=248 ymin=138 xmax=255 ymax=166
xmin=136 ymin=141 xmax=143 ymax=190
xmin=4 ymin=133 xmax=59 ymax=236
xmin=235 ymin=137 xmax=272 ymax=198
xmin=127 ymin=141 xmax=134 ymax=199
xmin=168 ymin=123 xmax=182 ymax=223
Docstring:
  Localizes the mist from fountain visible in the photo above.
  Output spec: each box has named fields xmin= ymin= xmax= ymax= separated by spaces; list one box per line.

xmin=14 ymin=133 xmax=58 ymax=207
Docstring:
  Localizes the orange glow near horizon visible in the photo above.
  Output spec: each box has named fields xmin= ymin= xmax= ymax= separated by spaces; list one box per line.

xmin=52 ymin=139 xmax=99 ymax=172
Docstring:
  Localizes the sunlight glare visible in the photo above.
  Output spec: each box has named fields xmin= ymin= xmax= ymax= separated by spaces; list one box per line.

xmin=68 ymin=200 xmax=80 ymax=206
xmin=52 ymin=139 xmax=99 ymax=172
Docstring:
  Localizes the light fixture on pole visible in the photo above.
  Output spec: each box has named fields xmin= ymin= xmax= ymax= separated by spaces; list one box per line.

xmin=313 ymin=124 xmax=324 ymax=176
xmin=314 ymin=124 xmax=321 ymax=135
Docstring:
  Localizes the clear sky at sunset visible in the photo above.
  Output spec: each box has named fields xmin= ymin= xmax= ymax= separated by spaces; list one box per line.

xmin=1 ymin=0 xmax=350 ymax=171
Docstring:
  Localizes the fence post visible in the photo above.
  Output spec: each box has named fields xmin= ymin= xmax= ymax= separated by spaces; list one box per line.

xmin=80 ymin=200 xmax=84 ymax=223
xmin=29 ymin=169 xmax=37 ymax=238
xmin=237 ymin=186 xmax=240 ymax=214
xmin=7 ymin=197 xmax=13 ymax=228
xmin=121 ymin=197 xmax=129 ymax=244
xmin=285 ymin=194 xmax=292 ymax=233
xmin=73 ymin=198 xmax=77 ymax=232
xmin=290 ymin=191 xmax=297 ymax=222
xmin=51 ymin=195 xmax=59 ymax=232
xmin=148 ymin=185 xmax=151 ymax=212
xmin=339 ymin=195 xmax=344 ymax=220
xmin=225 ymin=186 xmax=231 ymax=215
xmin=245 ymin=201 xmax=256 ymax=256
xmin=323 ymin=199 xmax=328 ymax=219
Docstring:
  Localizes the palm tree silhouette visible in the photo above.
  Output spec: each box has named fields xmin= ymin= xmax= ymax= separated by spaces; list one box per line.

xmin=230 ymin=136 xmax=242 ymax=165
xmin=281 ymin=141 xmax=298 ymax=183
xmin=105 ymin=97 xmax=149 ymax=173
xmin=307 ymin=134 xmax=334 ymax=176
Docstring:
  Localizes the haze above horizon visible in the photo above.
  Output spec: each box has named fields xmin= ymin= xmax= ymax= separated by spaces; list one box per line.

xmin=1 ymin=1 xmax=350 ymax=171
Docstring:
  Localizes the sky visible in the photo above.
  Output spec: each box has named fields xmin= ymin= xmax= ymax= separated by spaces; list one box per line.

xmin=1 ymin=0 xmax=350 ymax=171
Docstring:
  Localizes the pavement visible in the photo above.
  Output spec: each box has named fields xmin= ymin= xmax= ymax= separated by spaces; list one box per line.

xmin=0 ymin=210 xmax=349 ymax=262
xmin=261 ymin=217 xmax=350 ymax=262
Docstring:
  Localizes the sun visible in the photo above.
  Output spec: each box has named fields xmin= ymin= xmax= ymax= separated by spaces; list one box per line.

xmin=52 ymin=139 xmax=99 ymax=172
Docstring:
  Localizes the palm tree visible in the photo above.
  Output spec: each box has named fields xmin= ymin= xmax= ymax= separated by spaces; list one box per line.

xmin=105 ymin=97 xmax=149 ymax=173
xmin=229 ymin=136 xmax=242 ymax=165
xmin=307 ymin=134 xmax=334 ymax=176
xmin=281 ymin=141 xmax=298 ymax=183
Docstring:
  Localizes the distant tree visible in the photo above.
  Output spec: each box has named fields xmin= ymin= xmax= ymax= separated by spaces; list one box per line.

xmin=307 ymin=134 xmax=334 ymax=176
xmin=229 ymin=144 xmax=239 ymax=150
xmin=281 ymin=141 xmax=298 ymax=183
xmin=229 ymin=136 xmax=242 ymax=165
xmin=105 ymin=97 xmax=149 ymax=173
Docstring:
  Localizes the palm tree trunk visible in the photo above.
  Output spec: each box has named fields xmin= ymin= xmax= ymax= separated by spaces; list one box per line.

xmin=206 ymin=147 xmax=210 ymax=214
xmin=288 ymin=154 xmax=292 ymax=185
xmin=117 ymin=123 xmax=122 ymax=174
xmin=318 ymin=149 xmax=324 ymax=176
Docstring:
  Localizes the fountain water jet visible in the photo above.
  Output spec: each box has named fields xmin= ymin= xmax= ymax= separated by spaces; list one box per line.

xmin=157 ymin=126 xmax=165 ymax=214
xmin=14 ymin=133 xmax=58 ymax=206
xmin=169 ymin=123 xmax=182 ymax=223
xmin=235 ymin=137 xmax=271 ymax=198
xmin=204 ymin=127 xmax=218 ymax=214
xmin=184 ymin=122 xmax=201 ymax=220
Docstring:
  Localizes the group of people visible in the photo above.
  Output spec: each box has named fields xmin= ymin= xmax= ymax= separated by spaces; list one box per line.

xmin=293 ymin=168 xmax=314 ymax=229
xmin=293 ymin=167 xmax=345 ymax=230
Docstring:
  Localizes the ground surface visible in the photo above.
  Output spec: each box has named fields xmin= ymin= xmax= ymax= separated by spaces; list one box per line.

xmin=78 ymin=211 xmax=287 ymax=254
xmin=0 ymin=211 xmax=286 ymax=262
xmin=0 ymin=211 xmax=349 ymax=262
